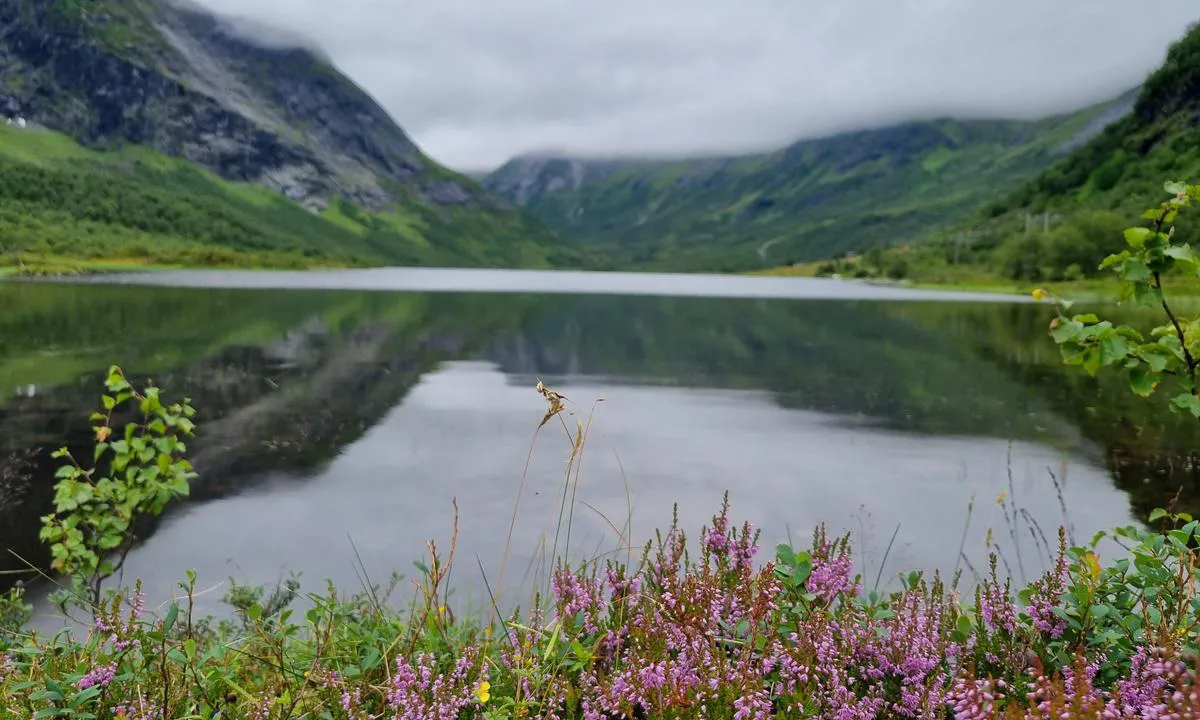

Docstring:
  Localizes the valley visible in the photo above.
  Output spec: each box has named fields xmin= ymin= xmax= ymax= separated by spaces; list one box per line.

xmin=0 ymin=1 xmax=1197 ymax=288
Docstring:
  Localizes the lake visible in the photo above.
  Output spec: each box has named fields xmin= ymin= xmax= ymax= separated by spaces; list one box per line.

xmin=2 ymin=269 xmax=1197 ymax=624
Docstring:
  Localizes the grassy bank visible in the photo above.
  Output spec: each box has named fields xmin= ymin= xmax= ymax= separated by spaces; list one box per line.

xmin=2 ymin=374 xmax=1200 ymax=719
xmin=0 ymin=251 xmax=360 ymax=279
xmin=751 ymin=257 xmax=1200 ymax=303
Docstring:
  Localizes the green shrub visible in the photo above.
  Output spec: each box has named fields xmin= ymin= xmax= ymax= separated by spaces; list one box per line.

xmin=39 ymin=366 xmax=197 ymax=614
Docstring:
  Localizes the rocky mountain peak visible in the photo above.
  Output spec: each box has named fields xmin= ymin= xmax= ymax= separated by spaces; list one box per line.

xmin=0 ymin=0 xmax=464 ymax=213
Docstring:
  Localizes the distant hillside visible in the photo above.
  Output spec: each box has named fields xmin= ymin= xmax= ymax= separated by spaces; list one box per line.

xmin=992 ymin=24 xmax=1200 ymax=218
xmin=0 ymin=0 xmax=580 ymax=269
xmin=485 ymin=96 xmax=1136 ymax=272
xmin=886 ymin=21 xmax=1200 ymax=285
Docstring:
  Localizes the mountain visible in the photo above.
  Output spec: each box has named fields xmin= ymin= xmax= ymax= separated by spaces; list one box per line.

xmin=991 ymin=23 xmax=1200 ymax=220
xmin=484 ymin=95 xmax=1137 ymax=272
xmin=0 ymin=0 xmax=581 ymax=270
xmin=898 ymin=21 xmax=1200 ymax=285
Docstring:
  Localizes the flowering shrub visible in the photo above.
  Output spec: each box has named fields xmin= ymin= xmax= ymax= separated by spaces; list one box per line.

xmin=2 ymin=492 xmax=1199 ymax=719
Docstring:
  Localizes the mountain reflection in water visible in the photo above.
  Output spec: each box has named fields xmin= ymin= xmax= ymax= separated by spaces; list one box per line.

xmin=0 ymin=273 xmax=1194 ymax=621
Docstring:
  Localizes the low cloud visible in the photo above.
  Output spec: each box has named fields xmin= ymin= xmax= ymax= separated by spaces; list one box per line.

xmin=188 ymin=0 xmax=1198 ymax=172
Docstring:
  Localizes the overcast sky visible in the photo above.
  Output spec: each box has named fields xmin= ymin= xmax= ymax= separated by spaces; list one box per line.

xmin=190 ymin=0 xmax=1198 ymax=172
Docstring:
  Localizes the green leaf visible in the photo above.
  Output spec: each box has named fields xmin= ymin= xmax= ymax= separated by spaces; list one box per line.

xmin=1122 ymin=613 xmax=1144 ymax=632
xmin=1171 ymin=393 xmax=1200 ymax=417
xmin=71 ymin=685 xmax=102 ymax=707
xmin=775 ymin=543 xmax=795 ymax=567
xmin=1051 ymin=321 xmax=1082 ymax=344
xmin=1121 ymin=257 xmax=1152 ymax=282
xmin=1099 ymin=334 xmax=1131 ymax=366
xmin=1138 ymin=344 xmax=1174 ymax=372
xmin=1129 ymin=368 xmax=1159 ymax=397
xmin=1166 ymin=180 xmax=1188 ymax=195
xmin=1059 ymin=342 xmax=1088 ymax=365
xmin=955 ymin=614 xmax=972 ymax=638
xmin=1132 ymin=281 xmax=1164 ymax=306
xmin=1124 ymin=227 xmax=1155 ymax=249
xmin=163 ymin=602 xmax=179 ymax=634
xmin=793 ymin=558 xmax=812 ymax=587
xmin=1166 ymin=244 xmax=1197 ymax=262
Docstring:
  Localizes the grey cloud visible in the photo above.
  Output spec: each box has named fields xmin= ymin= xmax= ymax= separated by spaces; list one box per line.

xmin=188 ymin=0 xmax=1197 ymax=171
xmin=166 ymin=0 xmax=327 ymax=54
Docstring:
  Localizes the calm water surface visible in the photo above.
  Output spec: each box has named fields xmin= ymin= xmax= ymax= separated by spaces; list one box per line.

xmin=1 ymin=269 xmax=1195 ymax=624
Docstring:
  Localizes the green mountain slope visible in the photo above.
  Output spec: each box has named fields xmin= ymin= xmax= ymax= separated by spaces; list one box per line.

xmin=895 ymin=22 xmax=1200 ymax=285
xmin=997 ymin=24 xmax=1200 ymax=217
xmin=0 ymin=0 xmax=581 ymax=270
xmin=485 ymin=96 xmax=1136 ymax=272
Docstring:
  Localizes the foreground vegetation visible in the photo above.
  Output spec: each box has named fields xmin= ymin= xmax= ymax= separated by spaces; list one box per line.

xmin=4 ymin=486 xmax=1200 ymax=719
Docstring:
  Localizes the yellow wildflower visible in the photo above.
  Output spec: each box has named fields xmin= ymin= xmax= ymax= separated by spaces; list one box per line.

xmin=1032 ymin=288 xmax=1050 ymax=302
xmin=475 ymin=681 xmax=491 ymax=704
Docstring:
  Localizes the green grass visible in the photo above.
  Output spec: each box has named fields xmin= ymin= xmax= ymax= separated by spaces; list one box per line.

xmin=752 ymin=251 xmax=1200 ymax=304
xmin=0 ymin=124 xmax=580 ymax=273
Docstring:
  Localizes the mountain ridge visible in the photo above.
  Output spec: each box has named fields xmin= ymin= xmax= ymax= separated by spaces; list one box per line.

xmin=902 ymin=20 xmax=1200 ymax=285
xmin=0 ymin=0 xmax=580 ymax=270
xmin=484 ymin=93 xmax=1138 ymax=271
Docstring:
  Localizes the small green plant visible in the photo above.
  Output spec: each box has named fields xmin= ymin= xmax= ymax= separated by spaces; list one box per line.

xmin=222 ymin=572 xmax=302 ymax=629
xmin=1042 ymin=181 xmax=1200 ymax=417
xmin=39 ymin=365 xmax=197 ymax=614
xmin=0 ymin=583 xmax=31 ymax=650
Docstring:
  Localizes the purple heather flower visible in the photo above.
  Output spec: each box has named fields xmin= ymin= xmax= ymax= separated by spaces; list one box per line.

xmin=807 ymin=541 xmax=859 ymax=603
xmin=76 ymin=662 xmax=117 ymax=690
xmin=387 ymin=649 xmax=485 ymax=720
xmin=113 ymin=693 xmax=161 ymax=720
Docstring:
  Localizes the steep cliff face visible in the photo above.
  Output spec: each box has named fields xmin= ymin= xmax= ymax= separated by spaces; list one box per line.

xmin=485 ymin=156 xmax=611 ymax=205
xmin=0 ymin=0 xmax=476 ymax=213
xmin=0 ymin=0 xmax=581 ymax=268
